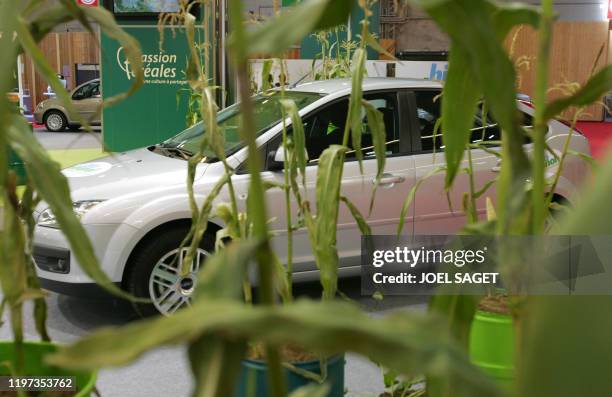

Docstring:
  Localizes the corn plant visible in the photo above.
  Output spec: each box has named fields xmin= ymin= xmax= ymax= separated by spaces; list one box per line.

xmin=399 ymin=0 xmax=612 ymax=396
xmin=310 ymin=26 xmax=357 ymax=81
xmin=44 ymin=1 xmax=501 ymax=397
xmin=0 ymin=0 xmax=144 ymax=380
xmin=6 ymin=1 xmax=610 ymax=397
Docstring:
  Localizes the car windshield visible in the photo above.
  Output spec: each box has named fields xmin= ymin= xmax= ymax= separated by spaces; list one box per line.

xmin=161 ymin=91 xmax=324 ymax=161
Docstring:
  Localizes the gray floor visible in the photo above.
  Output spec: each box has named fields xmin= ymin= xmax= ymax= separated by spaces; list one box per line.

xmin=0 ymin=280 xmax=428 ymax=397
xmin=34 ymin=126 xmax=103 ymax=150
xmin=0 ymin=126 xmax=429 ymax=396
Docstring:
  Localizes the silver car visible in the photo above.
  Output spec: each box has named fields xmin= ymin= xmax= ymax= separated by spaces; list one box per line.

xmin=34 ymin=79 xmax=101 ymax=132
xmin=33 ymin=78 xmax=591 ymax=316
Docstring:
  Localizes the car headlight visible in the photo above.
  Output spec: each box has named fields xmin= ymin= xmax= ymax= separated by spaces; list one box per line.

xmin=37 ymin=200 xmax=105 ymax=228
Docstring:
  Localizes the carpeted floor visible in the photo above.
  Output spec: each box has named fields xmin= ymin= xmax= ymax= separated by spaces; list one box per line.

xmin=577 ymin=121 xmax=612 ymax=160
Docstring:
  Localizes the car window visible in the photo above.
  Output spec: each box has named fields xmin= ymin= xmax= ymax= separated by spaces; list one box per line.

xmin=414 ymin=90 xmax=534 ymax=152
xmin=271 ymin=91 xmax=400 ymax=164
xmin=414 ymin=90 xmax=441 ymax=152
xmin=164 ymin=91 xmax=323 ymax=160
xmin=72 ymin=82 xmax=98 ymax=100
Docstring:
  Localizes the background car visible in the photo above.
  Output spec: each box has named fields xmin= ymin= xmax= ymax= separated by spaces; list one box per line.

xmin=34 ymin=78 xmax=101 ymax=132
xmin=32 ymin=78 xmax=592 ymax=316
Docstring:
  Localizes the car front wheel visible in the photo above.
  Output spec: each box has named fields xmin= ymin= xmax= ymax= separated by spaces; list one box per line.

xmin=44 ymin=110 xmax=67 ymax=132
xmin=125 ymin=227 xmax=214 ymax=317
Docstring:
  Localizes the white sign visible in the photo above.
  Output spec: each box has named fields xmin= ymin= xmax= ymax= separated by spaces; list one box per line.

xmin=116 ymin=46 xmax=183 ymax=84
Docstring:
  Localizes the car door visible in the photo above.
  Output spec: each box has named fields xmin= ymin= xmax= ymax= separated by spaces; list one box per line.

xmin=260 ymin=90 xmax=416 ymax=272
xmin=71 ymin=81 xmax=100 ymax=123
xmin=408 ymin=89 xmax=501 ymax=234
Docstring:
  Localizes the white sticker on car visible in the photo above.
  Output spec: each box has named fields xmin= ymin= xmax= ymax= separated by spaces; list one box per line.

xmin=62 ymin=162 xmax=112 ymax=177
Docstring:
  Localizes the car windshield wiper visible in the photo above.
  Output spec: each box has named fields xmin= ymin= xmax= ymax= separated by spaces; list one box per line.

xmin=157 ymin=143 xmax=194 ymax=160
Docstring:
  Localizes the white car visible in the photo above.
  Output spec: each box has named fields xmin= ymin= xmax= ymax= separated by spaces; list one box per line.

xmin=33 ymin=78 xmax=592 ymax=316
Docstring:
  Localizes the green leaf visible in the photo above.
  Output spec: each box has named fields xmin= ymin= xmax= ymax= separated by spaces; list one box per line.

xmin=6 ymin=117 xmax=136 ymax=300
xmin=362 ymin=100 xmax=387 ymax=184
xmin=193 ymin=239 xmax=262 ymax=303
xmin=543 ymin=65 xmax=612 ymax=121
xmin=441 ymin=46 xmax=481 ymax=189
xmin=24 ymin=3 xmax=144 ymax=114
xmin=566 ymin=149 xmax=598 ymax=171
xmin=69 ymin=5 xmax=144 ymax=108
xmin=429 ymin=295 xmax=479 ymax=350
xmin=362 ymin=99 xmax=387 ymax=214
xmin=414 ymin=0 xmax=532 ymax=231
xmin=518 ymin=296 xmax=612 ymax=397
xmin=261 ymin=59 xmax=274 ymax=92
xmin=240 ymin=0 xmax=355 ymax=58
xmin=426 ymin=294 xmax=480 ymax=397
xmin=188 ymin=334 xmax=247 ymax=397
xmin=559 ymin=154 xmax=612 ymax=234
xmin=492 ymin=3 xmax=540 ymax=39
xmin=182 ymin=173 xmax=230 ymax=275
xmin=364 ymin=30 xmax=396 ymax=60
xmin=397 ymin=166 xmax=446 ymax=236
xmin=48 ymin=300 xmax=500 ymax=397
xmin=313 ymin=145 xmax=347 ymax=300
xmin=340 ymin=195 xmax=371 ymax=237
xmin=27 ymin=5 xmax=74 ymax=43
xmin=280 ymin=99 xmax=307 ymax=184
xmin=473 ymin=179 xmax=496 ymax=200
xmin=15 ymin=19 xmax=89 ymax=129
xmin=346 ymin=48 xmax=367 ymax=173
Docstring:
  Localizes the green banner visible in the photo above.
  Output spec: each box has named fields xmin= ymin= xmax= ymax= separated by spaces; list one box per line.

xmin=101 ymin=26 xmax=198 ymax=152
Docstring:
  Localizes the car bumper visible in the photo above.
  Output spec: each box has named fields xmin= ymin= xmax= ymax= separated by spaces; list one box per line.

xmin=33 ymin=222 xmax=140 ymax=287
xmin=33 ymin=110 xmax=44 ymax=124
xmin=38 ymin=277 xmax=121 ymax=299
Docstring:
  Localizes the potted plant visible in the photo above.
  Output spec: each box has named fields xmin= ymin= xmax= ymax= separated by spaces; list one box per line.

xmin=410 ymin=0 xmax=612 ymax=394
xmin=42 ymin=2 xmax=497 ymax=397
xmin=173 ymin=1 xmax=373 ymax=394
xmin=0 ymin=3 xmax=144 ymax=396
xmin=35 ymin=1 xmax=612 ymax=397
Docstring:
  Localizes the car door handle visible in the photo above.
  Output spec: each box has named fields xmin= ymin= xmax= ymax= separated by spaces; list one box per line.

xmin=373 ymin=173 xmax=406 ymax=187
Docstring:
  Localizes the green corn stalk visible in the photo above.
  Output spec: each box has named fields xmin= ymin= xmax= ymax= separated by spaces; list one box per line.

xmin=228 ymin=1 xmax=286 ymax=395
xmin=530 ymin=0 xmax=555 ymax=234
xmin=0 ymin=0 xmax=144 ymax=379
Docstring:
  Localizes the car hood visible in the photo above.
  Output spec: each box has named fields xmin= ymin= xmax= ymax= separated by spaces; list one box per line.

xmin=61 ymin=147 xmax=206 ymax=201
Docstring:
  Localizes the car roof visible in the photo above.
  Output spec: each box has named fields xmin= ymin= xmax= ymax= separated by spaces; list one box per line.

xmin=288 ymin=77 xmax=442 ymax=94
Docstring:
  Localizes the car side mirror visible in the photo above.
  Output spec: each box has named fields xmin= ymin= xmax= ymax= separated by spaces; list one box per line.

xmin=267 ymin=149 xmax=285 ymax=171
xmin=267 ymin=146 xmax=309 ymax=171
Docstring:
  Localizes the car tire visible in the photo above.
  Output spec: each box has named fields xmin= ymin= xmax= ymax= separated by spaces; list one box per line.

xmin=44 ymin=110 xmax=67 ymax=132
xmin=125 ymin=227 xmax=215 ymax=317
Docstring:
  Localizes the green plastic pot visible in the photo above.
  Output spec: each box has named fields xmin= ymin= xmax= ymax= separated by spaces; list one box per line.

xmin=234 ymin=354 xmax=345 ymax=397
xmin=469 ymin=310 xmax=515 ymax=390
xmin=0 ymin=341 xmax=97 ymax=396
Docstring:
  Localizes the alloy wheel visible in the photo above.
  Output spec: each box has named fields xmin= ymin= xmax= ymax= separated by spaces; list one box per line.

xmin=46 ymin=113 xmax=64 ymax=131
xmin=148 ymin=247 xmax=209 ymax=316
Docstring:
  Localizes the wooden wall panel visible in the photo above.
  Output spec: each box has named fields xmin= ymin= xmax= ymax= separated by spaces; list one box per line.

xmin=507 ymin=21 xmax=609 ymax=121
xmin=22 ymin=31 xmax=99 ymax=109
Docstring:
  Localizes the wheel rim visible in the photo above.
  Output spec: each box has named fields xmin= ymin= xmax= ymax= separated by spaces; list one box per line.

xmin=46 ymin=114 xmax=63 ymax=130
xmin=148 ymin=247 xmax=209 ymax=316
